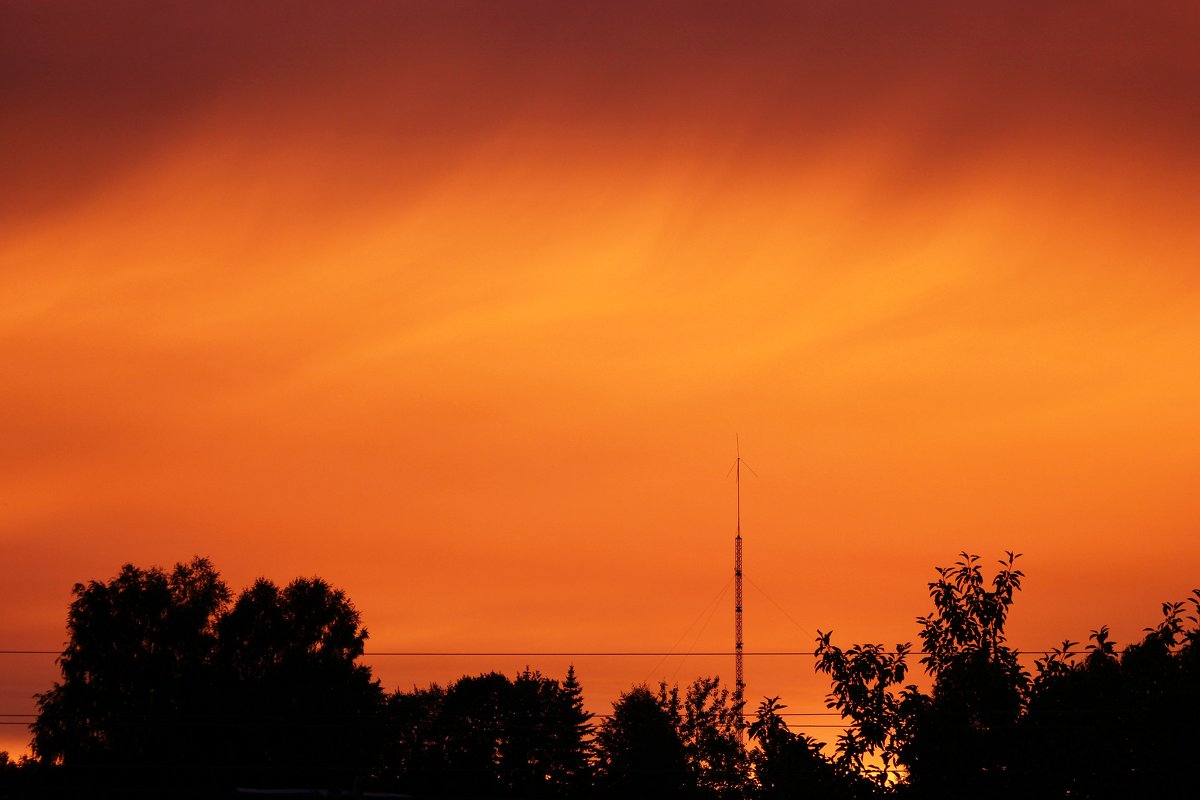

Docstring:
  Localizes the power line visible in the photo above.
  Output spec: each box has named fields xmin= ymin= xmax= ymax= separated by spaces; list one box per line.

xmin=0 ymin=648 xmax=1130 ymax=656
xmin=366 ymin=651 xmax=805 ymax=656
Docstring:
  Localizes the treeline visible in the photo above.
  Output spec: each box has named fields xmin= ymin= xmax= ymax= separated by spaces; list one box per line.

xmin=1 ymin=554 xmax=1197 ymax=799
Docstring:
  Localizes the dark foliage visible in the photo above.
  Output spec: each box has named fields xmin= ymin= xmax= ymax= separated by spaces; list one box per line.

xmin=211 ymin=576 xmax=385 ymax=787
xmin=593 ymin=677 xmax=750 ymax=800
xmin=749 ymin=697 xmax=874 ymax=800
xmin=676 ymin=677 xmax=749 ymax=799
xmin=595 ymin=684 xmax=690 ymax=798
xmin=29 ymin=558 xmax=382 ymax=797
xmin=816 ymin=552 xmax=1200 ymax=798
xmin=1019 ymin=591 xmax=1200 ymax=798
xmin=11 ymin=552 xmax=1199 ymax=800
xmin=31 ymin=558 xmax=231 ymax=795
xmin=385 ymin=668 xmax=594 ymax=798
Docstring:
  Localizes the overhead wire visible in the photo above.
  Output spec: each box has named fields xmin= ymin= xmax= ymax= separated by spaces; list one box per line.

xmin=0 ymin=648 xmax=1125 ymax=656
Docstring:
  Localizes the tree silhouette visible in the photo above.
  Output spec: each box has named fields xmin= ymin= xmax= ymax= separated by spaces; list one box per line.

xmin=813 ymin=637 xmax=911 ymax=784
xmin=594 ymin=678 xmax=749 ymax=799
xmin=508 ymin=666 xmax=594 ymax=797
xmin=816 ymin=552 xmax=1200 ymax=798
xmin=553 ymin=665 xmax=595 ymax=793
xmin=676 ymin=677 xmax=748 ymax=799
xmin=748 ymin=697 xmax=872 ymax=800
xmin=1020 ymin=591 xmax=1200 ymax=796
xmin=387 ymin=669 xmax=594 ymax=798
xmin=0 ymin=751 xmax=38 ymax=798
xmin=211 ymin=576 xmax=385 ymax=788
xmin=32 ymin=557 xmax=230 ymax=785
xmin=900 ymin=551 xmax=1027 ymax=799
xmin=31 ymin=558 xmax=384 ymax=795
xmin=428 ymin=671 xmax=514 ymax=797
xmin=815 ymin=552 xmax=1027 ymax=795
xmin=381 ymin=682 xmax=445 ymax=793
xmin=595 ymin=684 xmax=690 ymax=798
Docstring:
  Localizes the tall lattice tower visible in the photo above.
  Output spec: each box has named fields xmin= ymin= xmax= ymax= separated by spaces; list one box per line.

xmin=732 ymin=443 xmax=749 ymax=739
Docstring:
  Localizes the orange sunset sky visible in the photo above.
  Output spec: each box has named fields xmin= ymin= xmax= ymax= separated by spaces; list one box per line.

xmin=3 ymin=1 xmax=1200 ymax=755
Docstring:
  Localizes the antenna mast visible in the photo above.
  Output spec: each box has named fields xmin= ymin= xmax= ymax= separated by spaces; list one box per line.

xmin=733 ymin=437 xmax=748 ymax=740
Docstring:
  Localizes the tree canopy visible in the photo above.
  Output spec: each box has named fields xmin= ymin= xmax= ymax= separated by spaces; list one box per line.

xmin=815 ymin=552 xmax=1200 ymax=798
xmin=388 ymin=668 xmax=593 ymax=798
xmin=31 ymin=558 xmax=382 ymax=794
xmin=33 ymin=558 xmax=230 ymax=771
xmin=6 ymin=552 xmax=1198 ymax=799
